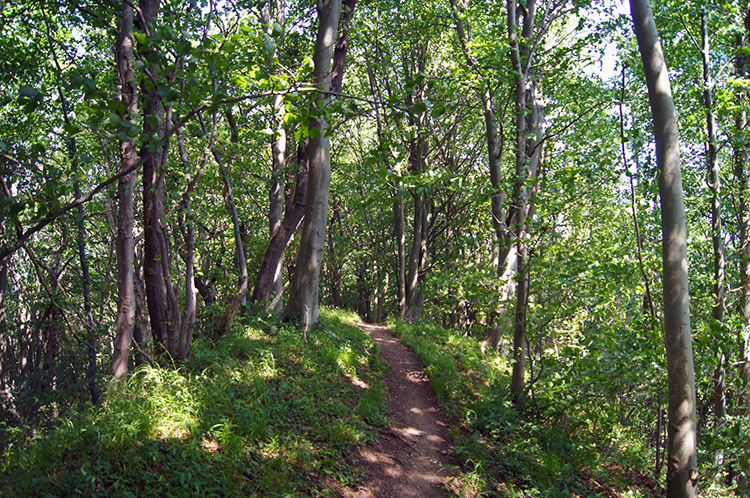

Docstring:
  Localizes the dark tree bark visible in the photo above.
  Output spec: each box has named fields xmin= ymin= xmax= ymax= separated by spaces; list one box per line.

xmin=331 ymin=0 xmax=357 ymax=94
xmin=137 ymin=0 xmax=177 ymax=357
xmin=252 ymin=143 xmax=309 ymax=305
xmin=631 ymin=0 xmax=698 ymax=495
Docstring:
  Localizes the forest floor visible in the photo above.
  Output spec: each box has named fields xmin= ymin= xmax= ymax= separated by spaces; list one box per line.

xmin=340 ymin=323 xmax=464 ymax=498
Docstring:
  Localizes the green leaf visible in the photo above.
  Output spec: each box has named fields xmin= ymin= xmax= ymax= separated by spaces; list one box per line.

xmin=63 ymin=122 xmax=82 ymax=136
xmin=108 ymin=113 xmax=121 ymax=129
xmin=18 ymin=85 xmax=40 ymax=98
xmin=412 ymin=101 xmax=427 ymax=114
xmin=272 ymin=21 xmax=283 ymax=37
xmin=262 ymin=34 xmax=275 ymax=57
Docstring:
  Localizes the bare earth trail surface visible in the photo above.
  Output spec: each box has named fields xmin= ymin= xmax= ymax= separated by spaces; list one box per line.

xmin=341 ymin=323 xmax=463 ymax=498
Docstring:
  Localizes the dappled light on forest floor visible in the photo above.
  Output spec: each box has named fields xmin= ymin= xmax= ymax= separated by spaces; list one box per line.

xmin=342 ymin=323 xmax=463 ymax=497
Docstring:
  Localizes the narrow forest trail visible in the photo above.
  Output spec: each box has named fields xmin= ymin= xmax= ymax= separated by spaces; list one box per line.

xmin=341 ymin=323 xmax=464 ymax=498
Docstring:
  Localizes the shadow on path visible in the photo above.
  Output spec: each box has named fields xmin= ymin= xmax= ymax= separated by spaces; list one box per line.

xmin=341 ymin=324 xmax=462 ymax=498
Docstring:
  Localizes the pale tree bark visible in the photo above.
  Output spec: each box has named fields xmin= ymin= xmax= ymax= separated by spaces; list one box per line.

xmin=112 ymin=0 xmax=138 ymax=380
xmin=403 ymin=53 xmax=429 ymax=322
xmin=631 ymin=0 xmax=698 ymax=495
xmin=285 ymin=0 xmax=343 ymax=329
xmin=261 ymin=1 xmax=287 ymax=311
xmin=507 ymin=0 xmax=545 ymax=403
xmin=448 ymin=0 xmax=506 ymax=266
xmin=220 ymin=110 xmax=249 ymax=309
xmin=175 ymin=123 xmax=213 ymax=360
xmin=449 ymin=0 xmax=508 ymax=349
xmin=212 ymin=146 xmax=249 ymax=338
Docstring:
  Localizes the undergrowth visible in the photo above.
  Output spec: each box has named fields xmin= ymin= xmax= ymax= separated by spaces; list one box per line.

xmin=389 ymin=319 xmax=736 ymax=498
xmin=0 ymin=308 xmax=387 ymax=497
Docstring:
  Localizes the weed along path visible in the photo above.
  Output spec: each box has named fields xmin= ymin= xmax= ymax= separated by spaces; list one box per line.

xmin=344 ymin=323 xmax=462 ymax=497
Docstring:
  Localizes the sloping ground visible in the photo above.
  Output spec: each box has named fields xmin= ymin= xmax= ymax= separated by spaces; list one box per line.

xmin=342 ymin=324 xmax=463 ymax=497
xmin=0 ymin=309 xmax=390 ymax=497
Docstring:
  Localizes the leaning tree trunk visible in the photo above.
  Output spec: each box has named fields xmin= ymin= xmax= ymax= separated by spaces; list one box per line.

xmin=252 ymin=143 xmax=308 ymax=305
xmin=112 ymin=0 xmax=138 ymax=380
xmin=631 ymin=0 xmax=698 ymax=495
xmin=285 ymin=0 xmax=343 ymax=329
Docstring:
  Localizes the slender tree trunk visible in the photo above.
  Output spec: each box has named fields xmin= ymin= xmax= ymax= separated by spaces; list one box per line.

xmin=506 ymin=0 xmax=528 ymax=386
xmin=734 ymin=10 xmax=750 ymax=488
xmin=175 ymin=127 xmax=207 ymax=360
xmin=735 ymin=3 xmax=750 ymax=418
xmin=285 ymin=0 xmax=343 ymax=329
xmin=405 ymin=195 xmax=424 ymax=321
xmin=0 ymin=190 xmax=7 ymax=395
xmin=252 ymin=144 xmax=308 ymax=304
xmin=507 ymin=0 xmax=543 ymax=403
xmin=403 ymin=51 xmax=428 ymax=322
xmin=700 ymin=10 xmax=727 ymax=451
xmin=631 ymin=0 xmax=698 ymax=495
xmin=326 ymin=198 xmax=343 ymax=307
xmin=269 ymin=96 xmax=286 ymax=311
xmin=213 ymin=146 xmax=249 ymax=337
xmin=112 ymin=0 xmax=138 ymax=380
xmin=262 ymin=0 xmax=289 ymax=312
xmin=394 ymin=190 xmax=407 ymax=317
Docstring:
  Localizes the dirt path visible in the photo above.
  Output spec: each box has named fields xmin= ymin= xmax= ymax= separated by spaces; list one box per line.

xmin=342 ymin=323 xmax=462 ymax=497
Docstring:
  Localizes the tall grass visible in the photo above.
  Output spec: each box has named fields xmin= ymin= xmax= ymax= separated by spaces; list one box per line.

xmin=0 ymin=308 xmax=387 ymax=497
xmin=389 ymin=319 xmax=712 ymax=497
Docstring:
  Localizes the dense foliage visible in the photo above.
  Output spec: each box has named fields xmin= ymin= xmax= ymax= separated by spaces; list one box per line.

xmin=2 ymin=0 xmax=750 ymax=495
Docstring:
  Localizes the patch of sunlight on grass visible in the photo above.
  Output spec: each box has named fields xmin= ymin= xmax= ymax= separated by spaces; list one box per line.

xmin=126 ymin=366 xmax=199 ymax=439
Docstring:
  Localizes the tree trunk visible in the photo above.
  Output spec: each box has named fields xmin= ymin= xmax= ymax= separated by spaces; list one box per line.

xmin=507 ymin=0 xmax=543 ymax=403
xmin=252 ymin=143 xmax=308 ymax=304
xmin=631 ymin=0 xmax=698 ymax=495
xmin=262 ymin=0 xmax=289 ymax=312
xmin=405 ymin=195 xmax=424 ymax=321
xmin=285 ymin=0 xmax=343 ymax=329
xmin=395 ymin=189 xmax=407 ymax=318
xmin=138 ymin=0 xmax=175 ymax=357
xmin=700 ymin=11 xmax=727 ymax=461
xmin=735 ymin=2 xmax=750 ymax=418
xmin=112 ymin=0 xmax=138 ymax=380
xmin=213 ymin=146 xmax=249 ymax=337
xmin=269 ymin=96 xmax=286 ymax=311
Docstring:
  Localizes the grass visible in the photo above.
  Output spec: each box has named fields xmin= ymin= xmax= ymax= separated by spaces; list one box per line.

xmin=388 ymin=318 xmax=704 ymax=498
xmin=0 ymin=308 xmax=388 ymax=497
